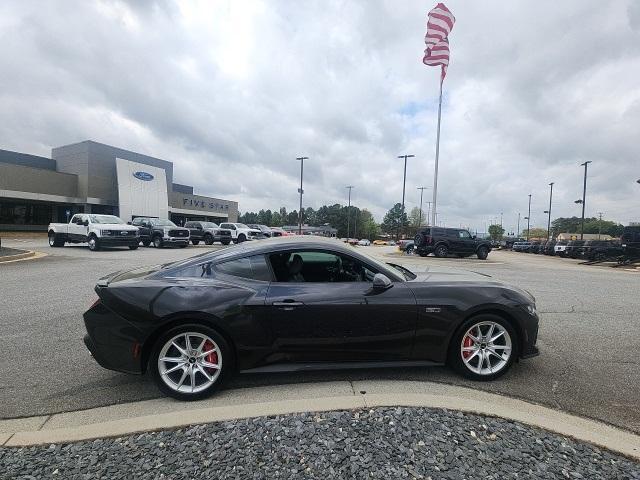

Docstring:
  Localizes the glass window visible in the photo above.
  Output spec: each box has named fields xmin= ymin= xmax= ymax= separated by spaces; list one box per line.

xmin=268 ymin=250 xmax=377 ymax=283
xmin=458 ymin=230 xmax=471 ymax=239
xmin=88 ymin=215 xmax=125 ymax=224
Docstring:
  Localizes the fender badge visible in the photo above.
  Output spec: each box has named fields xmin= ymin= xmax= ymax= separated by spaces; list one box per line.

xmin=425 ymin=307 xmax=441 ymax=313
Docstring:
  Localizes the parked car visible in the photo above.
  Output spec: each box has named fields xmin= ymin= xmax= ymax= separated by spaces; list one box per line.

xmin=48 ymin=214 xmax=140 ymax=251
xmin=529 ymin=241 xmax=541 ymax=254
xmin=372 ymin=240 xmax=389 ymax=246
xmin=501 ymin=237 xmax=526 ymax=249
xmin=248 ymin=224 xmax=273 ymax=237
xmin=543 ymin=240 xmax=556 ymax=255
xmin=414 ymin=227 xmax=492 ymax=259
xmin=131 ymin=217 xmax=190 ymax=248
xmin=621 ymin=225 xmax=640 ymax=260
xmin=554 ymin=240 xmax=568 ymax=257
xmin=269 ymin=227 xmax=291 ymax=237
xmin=564 ymin=240 xmax=586 ymax=259
xmin=357 ymin=239 xmax=371 ymax=246
xmin=219 ymin=223 xmax=264 ymax=243
xmin=512 ymin=241 xmax=531 ymax=252
xmin=397 ymin=239 xmax=414 ymax=254
xmin=83 ymin=236 xmax=539 ymax=400
xmin=184 ymin=221 xmax=232 ymax=246
xmin=581 ymin=240 xmax=624 ymax=261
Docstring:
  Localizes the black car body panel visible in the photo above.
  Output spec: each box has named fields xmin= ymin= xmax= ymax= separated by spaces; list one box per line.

xmin=132 ymin=217 xmax=190 ymax=247
xmin=185 ymin=221 xmax=232 ymax=244
xmin=414 ymin=227 xmax=492 ymax=257
xmin=83 ymin=237 xmax=539 ymax=376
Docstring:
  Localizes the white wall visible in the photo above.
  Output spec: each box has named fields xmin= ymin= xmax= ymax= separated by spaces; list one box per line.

xmin=116 ymin=158 xmax=169 ymax=221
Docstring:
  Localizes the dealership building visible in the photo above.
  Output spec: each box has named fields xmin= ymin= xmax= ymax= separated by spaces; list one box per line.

xmin=0 ymin=140 xmax=238 ymax=230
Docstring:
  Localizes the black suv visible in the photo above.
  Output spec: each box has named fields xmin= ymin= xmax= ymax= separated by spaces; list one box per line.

xmin=581 ymin=240 xmax=624 ymax=261
xmin=622 ymin=225 xmax=640 ymax=260
xmin=414 ymin=227 xmax=492 ymax=259
xmin=184 ymin=221 xmax=232 ymax=245
xmin=131 ymin=217 xmax=190 ymax=248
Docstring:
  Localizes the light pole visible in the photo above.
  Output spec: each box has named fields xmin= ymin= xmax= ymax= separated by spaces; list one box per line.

xmin=527 ymin=194 xmax=532 ymax=240
xmin=417 ymin=186 xmax=429 ymax=228
xmin=296 ymin=156 xmax=308 ymax=234
xmin=398 ymin=154 xmax=415 ymax=239
xmin=597 ymin=212 xmax=603 ymax=240
xmin=426 ymin=201 xmax=432 ymax=226
xmin=346 ymin=185 xmax=354 ymax=239
xmin=546 ymin=182 xmax=554 ymax=240
xmin=579 ymin=161 xmax=592 ymax=240
xmin=517 ymin=212 xmax=521 ymax=237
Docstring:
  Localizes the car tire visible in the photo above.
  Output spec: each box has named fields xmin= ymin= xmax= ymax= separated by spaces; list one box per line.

xmin=179 ymin=244 xmax=187 ymax=248
xmin=153 ymin=235 xmax=163 ymax=248
xmin=405 ymin=245 xmax=415 ymax=255
xmin=192 ymin=240 xmax=200 ymax=246
xmin=142 ymin=239 xmax=151 ymax=247
xmin=414 ymin=233 xmax=425 ymax=247
xmin=477 ymin=246 xmax=489 ymax=260
xmin=434 ymin=244 xmax=448 ymax=258
xmin=448 ymin=314 xmax=518 ymax=381
xmin=204 ymin=234 xmax=214 ymax=245
xmin=237 ymin=234 xmax=246 ymax=243
xmin=222 ymin=239 xmax=231 ymax=245
xmin=418 ymin=251 xmax=428 ymax=257
xmin=129 ymin=245 xmax=138 ymax=250
xmin=88 ymin=235 xmax=100 ymax=251
xmin=48 ymin=232 xmax=64 ymax=247
xmin=149 ymin=324 xmax=232 ymax=401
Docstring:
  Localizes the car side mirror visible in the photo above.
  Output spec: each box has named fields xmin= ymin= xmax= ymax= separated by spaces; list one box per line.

xmin=372 ymin=273 xmax=392 ymax=291
xmin=127 ymin=221 xmax=132 ymax=225
xmin=472 ymin=235 xmax=477 ymax=239
xmin=83 ymin=220 xmax=89 ymax=226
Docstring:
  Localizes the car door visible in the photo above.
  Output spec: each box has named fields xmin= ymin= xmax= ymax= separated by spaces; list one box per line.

xmin=68 ymin=214 xmax=88 ymax=241
xmin=186 ymin=222 xmax=202 ymax=241
xmin=457 ymin=229 xmax=476 ymax=254
xmin=132 ymin=218 xmax=149 ymax=239
xmin=264 ymin=249 xmax=417 ymax=362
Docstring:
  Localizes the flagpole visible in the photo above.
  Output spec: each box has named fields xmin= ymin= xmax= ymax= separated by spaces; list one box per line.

xmin=431 ymin=79 xmax=443 ymax=227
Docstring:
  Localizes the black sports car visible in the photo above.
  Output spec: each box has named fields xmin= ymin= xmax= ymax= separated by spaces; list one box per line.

xmin=83 ymin=237 xmax=539 ymax=400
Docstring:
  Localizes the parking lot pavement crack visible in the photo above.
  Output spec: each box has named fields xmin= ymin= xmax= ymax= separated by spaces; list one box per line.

xmin=539 ymin=305 xmax=577 ymax=314
xmin=37 ymin=415 xmax=53 ymax=431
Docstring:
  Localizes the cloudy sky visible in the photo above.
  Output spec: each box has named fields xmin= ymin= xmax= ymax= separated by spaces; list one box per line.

xmin=1 ymin=0 xmax=639 ymax=232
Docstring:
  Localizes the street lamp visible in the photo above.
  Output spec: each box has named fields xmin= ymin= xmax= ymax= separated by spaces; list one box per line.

xmin=398 ymin=154 xmax=415 ymax=239
xmin=517 ymin=212 xmax=521 ymax=237
xmin=345 ymin=185 xmax=354 ymax=239
xmin=579 ymin=161 xmax=592 ymax=240
xmin=417 ymin=186 xmax=430 ymax=228
xmin=526 ymin=194 xmax=532 ymax=240
xmin=546 ymin=182 xmax=554 ymax=240
xmin=296 ymin=156 xmax=308 ymax=234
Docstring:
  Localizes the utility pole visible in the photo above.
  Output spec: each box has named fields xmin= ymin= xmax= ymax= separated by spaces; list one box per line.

xmin=345 ymin=185 xmax=354 ymax=239
xmin=397 ymin=154 xmax=414 ymax=239
xmin=296 ymin=157 xmax=308 ymax=234
xmin=547 ymin=182 xmax=554 ymax=240
xmin=417 ymin=186 xmax=429 ymax=228
xmin=425 ymin=201 xmax=432 ymax=226
xmin=526 ymin=194 xmax=532 ymax=240
xmin=580 ymin=161 xmax=592 ymax=240
xmin=517 ymin=212 xmax=521 ymax=237
xmin=598 ymin=212 xmax=603 ymax=240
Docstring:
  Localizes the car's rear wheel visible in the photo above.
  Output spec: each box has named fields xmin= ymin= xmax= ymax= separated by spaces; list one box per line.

xmin=48 ymin=232 xmax=64 ymax=247
xmin=477 ymin=246 xmax=489 ymax=260
xmin=222 ymin=239 xmax=231 ymax=245
xmin=142 ymin=239 xmax=151 ymax=247
xmin=237 ymin=234 xmax=246 ymax=243
xmin=129 ymin=245 xmax=138 ymax=250
xmin=150 ymin=325 xmax=230 ymax=401
xmin=449 ymin=315 xmax=518 ymax=381
xmin=204 ymin=234 xmax=214 ymax=245
xmin=434 ymin=244 xmax=448 ymax=258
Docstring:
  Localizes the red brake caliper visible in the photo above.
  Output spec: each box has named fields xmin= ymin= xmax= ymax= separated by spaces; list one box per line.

xmin=462 ymin=335 xmax=473 ymax=359
xmin=203 ymin=340 xmax=218 ymax=372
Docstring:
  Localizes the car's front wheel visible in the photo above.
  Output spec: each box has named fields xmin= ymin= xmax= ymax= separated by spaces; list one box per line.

xmin=204 ymin=234 xmax=214 ymax=245
xmin=153 ymin=235 xmax=163 ymax=248
xmin=149 ymin=325 xmax=231 ymax=400
xmin=449 ymin=315 xmax=518 ymax=381
xmin=434 ymin=244 xmax=448 ymax=258
xmin=237 ymin=234 xmax=246 ymax=243
xmin=405 ymin=245 xmax=415 ymax=255
xmin=87 ymin=235 xmax=100 ymax=251
xmin=477 ymin=246 xmax=489 ymax=260
xmin=142 ymin=239 xmax=151 ymax=247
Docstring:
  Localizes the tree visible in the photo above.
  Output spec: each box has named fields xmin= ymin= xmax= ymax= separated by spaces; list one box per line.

xmin=408 ymin=207 xmax=423 ymax=228
xmin=551 ymin=216 xmax=624 ymax=238
xmin=381 ymin=203 xmax=409 ymax=238
xmin=522 ymin=227 xmax=548 ymax=239
xmin=488 ymin=224 xmax=505 ymax=241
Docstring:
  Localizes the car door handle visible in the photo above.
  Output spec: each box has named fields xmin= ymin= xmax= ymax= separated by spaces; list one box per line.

xmin=272 ymin=300 xmax=304 ymax=310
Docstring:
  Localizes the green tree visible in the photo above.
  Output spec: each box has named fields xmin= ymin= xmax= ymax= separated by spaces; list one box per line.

xmin=408 ymin=206 xmax=423 ymax=228
xmin=381 ymin=203 xmax=409 ymax=238
xmin=488 ymin=224 xmax=505 ymax=240
xmin=522 ymin=227 xmax=548 ymax=239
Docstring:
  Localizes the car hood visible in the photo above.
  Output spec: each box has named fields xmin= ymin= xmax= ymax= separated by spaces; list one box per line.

xmin=408 ymin=267 xmax=535 ymax=303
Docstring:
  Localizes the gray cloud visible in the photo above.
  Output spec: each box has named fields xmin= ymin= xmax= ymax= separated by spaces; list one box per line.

xmin=0 ymin=0 xmax=638 ymax=232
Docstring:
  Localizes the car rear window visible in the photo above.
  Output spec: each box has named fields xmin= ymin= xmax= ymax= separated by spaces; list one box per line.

xmin=167 ymin=254 xmax=272 ymax=282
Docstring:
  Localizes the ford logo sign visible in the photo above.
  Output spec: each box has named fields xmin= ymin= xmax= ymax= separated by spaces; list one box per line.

xmin=133 ymin=171 xmax=154 ymax=181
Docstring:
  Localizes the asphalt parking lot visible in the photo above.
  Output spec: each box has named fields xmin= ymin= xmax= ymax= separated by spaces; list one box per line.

xmin=1 ymin=237 xmax=639 ymax=435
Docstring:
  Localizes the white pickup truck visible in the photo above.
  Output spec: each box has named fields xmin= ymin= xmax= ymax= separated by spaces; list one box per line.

xmin=219 ymin=222 xmax=265 ymax=243
xmin=48 ymin=214 xmax=140 ymax=251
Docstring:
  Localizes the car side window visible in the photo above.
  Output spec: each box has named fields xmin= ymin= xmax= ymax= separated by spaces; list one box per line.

xmin=215 ymin=255 xmax=272 ymax=281
xmin=268 ymin=250 xmax=377 ymax=283
xmin=459 ymin=230 xmax=471 ymax=239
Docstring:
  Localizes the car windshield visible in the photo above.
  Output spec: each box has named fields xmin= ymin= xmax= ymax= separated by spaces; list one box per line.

xmin=151 ymin=219 xmax=176 ymax=227
xmin=88 ymin=215 xmax=125 ymax=224
xmin=201 ymin=222 xmax=218 ymax=228
xmin=236 ymin=223 xmax=249 ymax=229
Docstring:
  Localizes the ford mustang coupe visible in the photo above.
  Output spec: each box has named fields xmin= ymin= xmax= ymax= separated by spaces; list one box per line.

xmin=83 ymin=236 xmax=539 ymax=400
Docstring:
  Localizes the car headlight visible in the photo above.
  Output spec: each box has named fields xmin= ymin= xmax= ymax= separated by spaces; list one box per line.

xmin=524 ymin=304 xmax=537 ymax=316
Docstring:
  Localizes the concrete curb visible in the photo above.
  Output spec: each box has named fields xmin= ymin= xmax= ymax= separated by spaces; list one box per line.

xmin=1 ymin=380 xmax=638 ymax=461
xmin=0 ymin=250 xmax=45 ymax=264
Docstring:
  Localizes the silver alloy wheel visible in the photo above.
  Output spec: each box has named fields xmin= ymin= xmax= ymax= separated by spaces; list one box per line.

xmin=157 ymin=332 xmax=222 ymax=394
xmin=48 ymin=234 xmax=55 ymax=246
xmin=460 ymin=321 xmax=512 ymax=376
xmin=88 ymin=237 xmax=97 ymax=250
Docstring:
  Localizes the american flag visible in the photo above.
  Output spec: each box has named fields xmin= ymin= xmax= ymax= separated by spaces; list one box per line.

xmin=422 ymin=3 xmax=455 ymax=82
